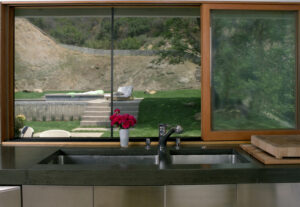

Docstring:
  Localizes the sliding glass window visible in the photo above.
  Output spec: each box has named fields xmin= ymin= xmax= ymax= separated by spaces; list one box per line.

xmin=14 ymin=8 xmax=112 ymax=138
xmin=14 ymin=7 xmax=201 ymax=139
xmin=112 ymin=8 xmax=201 ymax=137
xmin=211 ymin=10 xmax=297 ymax=131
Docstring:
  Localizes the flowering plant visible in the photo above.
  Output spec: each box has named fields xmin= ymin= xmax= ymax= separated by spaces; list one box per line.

xmin=110 ymin=108 xmax=137 ymax=129
xmin=16 ymin=114 xmax=26 ymax=121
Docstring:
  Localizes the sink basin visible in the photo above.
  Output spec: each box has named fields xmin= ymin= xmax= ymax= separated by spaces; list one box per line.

xmin=38 ymin=148 xmax=249 ymax=166
xmin=39 ymin=149 xmax=159 ymax=166
xmin=171 ymin=154 xmax=245 ymax=164
xmin=170 ymin=148 xmax=249 ymax=165
xmin=47 ymin=155 xmax=159 ymax=165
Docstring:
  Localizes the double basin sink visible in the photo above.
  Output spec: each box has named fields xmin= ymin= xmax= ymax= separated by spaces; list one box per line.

xmin=39 ymin=147 xmax=250 ymax=166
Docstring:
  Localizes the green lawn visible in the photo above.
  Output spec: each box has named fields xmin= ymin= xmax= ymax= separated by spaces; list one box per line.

xmin=114 ymin=89 xmax=201 ymax=137
xmin=24 ymin=120 xmax=80 ymax=133
xmin=19 ymin=89 xmax=290 ymax=138
xmin=21 ymin=89 xmax=202 ymax=137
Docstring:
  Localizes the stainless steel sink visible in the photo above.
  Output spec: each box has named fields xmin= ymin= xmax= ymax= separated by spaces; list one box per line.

xmin=169 ymin=149 xmax=249 ymax=165
xmin=49 ymin=155 xmax=159 ymax=165
xmin=171 ymin=154 xmax=245 ymax=164
xmin=39 ymin=149 xmax=159 ymax=166
xmin=39 ymin=148 xmax=249 ymax=166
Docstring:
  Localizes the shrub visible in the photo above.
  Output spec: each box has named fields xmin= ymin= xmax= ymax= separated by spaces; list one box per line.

xmin=14 ymin=114 xmax=26 ymax=137
xmin=117 ymin=37 xmax=142 ymax=49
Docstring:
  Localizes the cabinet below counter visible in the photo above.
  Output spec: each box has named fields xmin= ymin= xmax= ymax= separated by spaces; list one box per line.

xmin=0 ymin=186 xmax=21 ymax=207
xmin=22 ymin=184 xmax=300 ymax=207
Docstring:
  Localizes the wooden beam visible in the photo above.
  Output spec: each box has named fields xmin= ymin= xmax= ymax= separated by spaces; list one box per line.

xmin=0 ymin=4 xmax=8 ymax=142
xmin=8 ymin=6 xmax=15 ymax=140
xmin=201 ymin=4 xmax=211 ymax=140
xmin=297 ymin=11 xmax=300 ymax=129
xmin=3 ymin=1 xmax=300 ymax=6
xmin=1 ymin=140 xmax=250 ymax=147
xmin=0 ymin=5 xmax=14 ymax=142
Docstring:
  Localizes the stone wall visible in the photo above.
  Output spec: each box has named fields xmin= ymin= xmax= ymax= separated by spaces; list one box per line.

xmin=15 ymin=100 xmax=87 ymax=121
xmin=60 ymin=44 xmax=157 ymax=56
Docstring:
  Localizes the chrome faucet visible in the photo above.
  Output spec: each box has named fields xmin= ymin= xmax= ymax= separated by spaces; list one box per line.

xmin=158 ymin=124 xmax=183 ymax=169
xmin=158 ymin=124 xmax=183 ymax=152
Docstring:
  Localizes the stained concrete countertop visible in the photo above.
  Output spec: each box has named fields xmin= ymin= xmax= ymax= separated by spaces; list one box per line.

xmin=0 ymin=144 xmax=300 ymax=186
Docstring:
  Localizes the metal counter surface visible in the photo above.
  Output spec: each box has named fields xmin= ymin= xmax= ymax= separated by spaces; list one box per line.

xmin=0 ymin=145 xmax=300 ymax=185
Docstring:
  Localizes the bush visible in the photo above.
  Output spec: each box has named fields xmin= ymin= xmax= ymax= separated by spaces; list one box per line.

xmin=117 ymin=37 xmax=143 ymax=49
xmin=69 ymin=116 xmax=74 ymax=121
xmin=14 ymin=114 xmax=26 ymax=137
xmin=84 ymin=39 xmax=111 ymax=49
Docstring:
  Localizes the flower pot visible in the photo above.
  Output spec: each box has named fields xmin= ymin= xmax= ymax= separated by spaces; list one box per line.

xmin=120 ymin=129 xmax=129 ymax=147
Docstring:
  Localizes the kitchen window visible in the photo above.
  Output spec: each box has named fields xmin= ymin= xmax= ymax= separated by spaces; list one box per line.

xmin=11 ymin=7 xmax=201 ymax=139
xmin=1 ymin=3 xmax=300 ymax=142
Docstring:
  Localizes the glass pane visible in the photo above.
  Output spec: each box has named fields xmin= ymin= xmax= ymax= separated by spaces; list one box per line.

xmin=109 ymin=8 xmax=201 ymax=138
xmin=211 ymin=10 xmax=297 ymax=130
xmin=14 ymin=9 xmax=111 ymax=138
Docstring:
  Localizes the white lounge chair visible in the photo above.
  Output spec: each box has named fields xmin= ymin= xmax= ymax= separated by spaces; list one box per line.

xmin=20 ymin=126 xmax=34 ymax=138
xmin=104 ymin=86 xmax=133 ymax=101
xmin=39 ymin=130 xmax=71 ymax=138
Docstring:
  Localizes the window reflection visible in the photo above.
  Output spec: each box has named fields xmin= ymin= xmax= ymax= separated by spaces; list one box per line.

xmin=211 ymin=10 xmax=297 ymax=130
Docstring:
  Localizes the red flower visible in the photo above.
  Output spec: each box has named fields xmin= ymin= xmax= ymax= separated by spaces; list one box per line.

xmin=129 ymin=115 xmax=136 ymax=124
xmin=110 ymin=113 xmax=116 ymax=121
xmin=110 ymin=115 xmax=119 ymax=126
xmin=110 ymin=111 xmax=137 ymax=129
xmin=123 ymin=122 xmax=130 ymax=129
xmin=114 ymin=108 xmax=120 ymax=114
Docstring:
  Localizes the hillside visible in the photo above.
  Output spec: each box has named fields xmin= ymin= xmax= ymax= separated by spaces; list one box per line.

xmin=15 ymin=18 xmax=200 ymax=91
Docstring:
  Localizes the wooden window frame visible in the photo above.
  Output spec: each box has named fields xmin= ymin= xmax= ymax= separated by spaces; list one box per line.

xmin=201 ymin=4 xmax=300 ymax=141
xmin=1 ymin=2 xmax=300 ymax=142
xmin=0 ymin=3 xmax=202 ymax=142
xmin=1 ymin=3 xmax=15 ymax=142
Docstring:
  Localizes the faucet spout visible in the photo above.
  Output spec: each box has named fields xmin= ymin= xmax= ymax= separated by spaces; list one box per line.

xmin=158 ymin=125 xmax=183 ymax=152
xmin=158 ymin=124 xmax=183 ymax=169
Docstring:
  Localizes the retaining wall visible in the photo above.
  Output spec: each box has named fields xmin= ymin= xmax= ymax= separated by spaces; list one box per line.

xmin=60 ymin=44 xmax=158 ymax=56
xmin=15 ymin=100 xmax=87 ymax=121
xmin=15 ymin=99 xmax=143 ymax=122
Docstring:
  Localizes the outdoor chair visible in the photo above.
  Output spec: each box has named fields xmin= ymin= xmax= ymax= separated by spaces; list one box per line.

xmin=39 ymin=129 xmax=71 ymax=138
xmin=104 ymin=86 xmax=134 ymax=101
xmin=20 ymin=126 xmax=34 ymax=138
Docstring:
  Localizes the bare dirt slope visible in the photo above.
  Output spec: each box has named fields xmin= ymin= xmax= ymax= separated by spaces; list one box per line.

xmin=15 ymin=18 xmax=200 ymax=91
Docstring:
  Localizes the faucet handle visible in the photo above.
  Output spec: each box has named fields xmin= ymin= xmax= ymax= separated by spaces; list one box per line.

xmin=175 ymin=125 xmax=183 ymax=134
xmin=175 ymin=138 xmax=180 ymax=150
xmin=159 ymin=124 xmax=167 ymax=137
xmin=145 ymin=138 xmax=151 ymax=150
